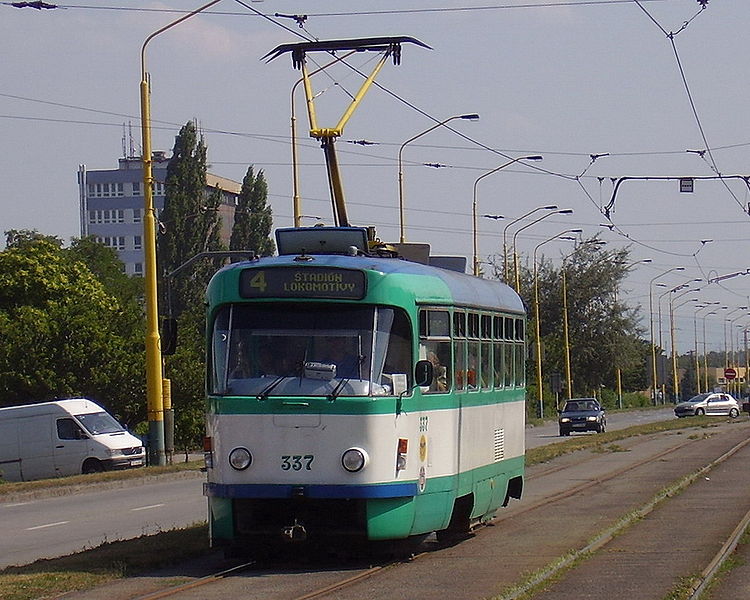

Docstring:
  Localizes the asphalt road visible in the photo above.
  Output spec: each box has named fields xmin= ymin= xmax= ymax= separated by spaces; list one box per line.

xmin=525 ymin=405 xmax=675 ymax=448
xmin=0 ymin=406 xmax=676 ymax=568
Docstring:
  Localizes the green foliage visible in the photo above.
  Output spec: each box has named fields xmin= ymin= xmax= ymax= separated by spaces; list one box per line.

xmin=230 ymin=166 xmax=275 ymax=256
xmin=158 ymin=120 xmax=225 ymax=319
xmin=517 ymin=238 xmax=648 ymax=397
xmin=164 ymin=306 xmax=207 ymax=451
xmin=0 ymin=231 xmax=145 ymax=426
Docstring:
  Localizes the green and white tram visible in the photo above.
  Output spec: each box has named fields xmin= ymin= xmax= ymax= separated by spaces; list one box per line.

xmin=203 ymin=227 xmax=526 ymax=551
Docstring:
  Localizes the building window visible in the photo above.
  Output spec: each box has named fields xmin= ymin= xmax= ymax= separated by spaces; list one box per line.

xmin=134 ymin=235 xmax=142 ymax=250
xmin=132 ymin=182 xmax=141 ymax=196
xmin=115 ymin=182 xmax=124 ymax=197
xmin=134 ymin=263 xmax=143 ymax=275
xmin=133 ymin=208 xmax=142 ymax=223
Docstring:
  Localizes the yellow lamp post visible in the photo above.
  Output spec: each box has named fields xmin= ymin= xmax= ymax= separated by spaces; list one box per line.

xmin=693 ymin=302 xmax=719 ymax=394
xmin=613 ymin=258 xmax=652 ymax=408
xmin=670 ymin=294 xmax=699 ymax=402
xmin=560 ymin=239 xmax=606 ymax=400
xmin=471 ymin=156 xmax=542 ymax=276
xmin=140 ymin=0 xmax=223 ymax=465
xmin=532 ymin=229 xmax=581 ymax=418
xmin=649 ymin=267 xmax=685 ymax=403
xmin=512 ymin=208 xmax=573 ymax=292
xmin=702 ymin=309 xmax=720 ymax=391
xmin=398 ymin=114 xmax=479 ymax=243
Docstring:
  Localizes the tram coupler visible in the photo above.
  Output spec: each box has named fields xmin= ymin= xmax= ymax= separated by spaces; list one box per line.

xmin=282 ymin=519 xmax=307 ymax=542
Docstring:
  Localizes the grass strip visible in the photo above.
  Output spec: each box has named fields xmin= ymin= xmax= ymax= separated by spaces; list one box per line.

xmin=0 ymin=525 xmax=210 ymax=600
xmin=526 ymin=415 xmax=731 ymax=466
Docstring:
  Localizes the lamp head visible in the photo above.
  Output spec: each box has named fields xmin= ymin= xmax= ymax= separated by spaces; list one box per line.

xmin=459 ymin=113 xmax=480 ymax=120
xmin=558 ymin=209 xmax=574 ymax=215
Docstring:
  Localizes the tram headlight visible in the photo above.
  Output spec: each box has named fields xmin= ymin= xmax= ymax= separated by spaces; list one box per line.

xmin=341 ymin=448 xmax=368 ymax=472
xmin=228 ymin=447 xmax=252 ymax=470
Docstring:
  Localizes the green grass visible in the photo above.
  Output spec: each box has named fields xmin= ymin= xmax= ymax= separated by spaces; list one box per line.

xmin=0 ymin=525 xmax=210 ymax=600
xmin=526 ymin=415 xmax=729 ymax=466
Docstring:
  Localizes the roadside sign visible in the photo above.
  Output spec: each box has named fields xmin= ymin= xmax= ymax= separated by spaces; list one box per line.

xmin=680 ymin=178 xmax=694 ymax=193
xmin=724 ymin=367 xmax=737 ymax=380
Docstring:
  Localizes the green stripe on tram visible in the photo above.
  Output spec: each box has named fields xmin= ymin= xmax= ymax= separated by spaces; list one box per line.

xmin=207 ymin=389 xmax=524 ymax=415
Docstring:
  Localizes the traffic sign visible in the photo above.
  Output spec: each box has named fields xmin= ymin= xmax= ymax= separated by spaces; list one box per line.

xmin=724 ymin=367 xmax=737 ymax=380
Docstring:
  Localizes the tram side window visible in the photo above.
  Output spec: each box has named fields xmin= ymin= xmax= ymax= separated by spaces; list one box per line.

xmin=419 ymin=309 xmax=451 ymax=394
xmin=514 ymin=317 xmax=526 ymax=386
xmin=494 ymin=341 xmax=504 ymax=389
xmin=466 ymin=312 xmax=480 ymax=390
xmin=453 ymin=311 xmax=466 ymax=391
xmin=493 ymin=316 xmax=504 ymax=389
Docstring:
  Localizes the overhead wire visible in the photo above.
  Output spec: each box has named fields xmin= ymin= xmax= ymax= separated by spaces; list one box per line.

xmin=5 ymin=0 xmax=743 ymax=266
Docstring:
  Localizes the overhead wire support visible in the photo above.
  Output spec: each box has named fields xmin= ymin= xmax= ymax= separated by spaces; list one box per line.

xmin=265 ymin=36 xmax=430 ymax=228
xmin=604 ymin=175 xmax=750 ymax=218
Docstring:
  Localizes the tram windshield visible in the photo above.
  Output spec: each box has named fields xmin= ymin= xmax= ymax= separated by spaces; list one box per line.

xmin=211 ymin=304 xmax=412 ymax=397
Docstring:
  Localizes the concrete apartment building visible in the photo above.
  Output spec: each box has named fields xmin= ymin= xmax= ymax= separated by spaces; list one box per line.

xmin=77 ymin=152 xmax=241 ymax=275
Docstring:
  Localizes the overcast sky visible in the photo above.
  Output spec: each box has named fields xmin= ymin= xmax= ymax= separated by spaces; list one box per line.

xmin=2 ymin=0 xmax=748 ymax=354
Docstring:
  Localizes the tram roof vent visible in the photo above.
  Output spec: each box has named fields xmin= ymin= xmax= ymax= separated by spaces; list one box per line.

xmin=276 ymin=227 xmax=369 ymax=256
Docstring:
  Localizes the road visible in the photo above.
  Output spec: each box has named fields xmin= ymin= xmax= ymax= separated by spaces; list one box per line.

xmin=0 ymin=407 xmax=675 ymax=569
xmin=525 ymin=405 xmax=674 ymax=448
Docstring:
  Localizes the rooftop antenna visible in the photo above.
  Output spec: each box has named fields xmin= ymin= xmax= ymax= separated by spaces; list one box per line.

xmin=122 ymin=123 xmax=127 ymax=158
xmin=265 ymin=36 xmax=430 ymax=228
xmin=128 ymin=121 xmax=136 ymax=158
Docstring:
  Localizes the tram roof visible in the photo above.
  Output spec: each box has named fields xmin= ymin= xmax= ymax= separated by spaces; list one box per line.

xmin=216 ymin=253 xmax=525 ymax=315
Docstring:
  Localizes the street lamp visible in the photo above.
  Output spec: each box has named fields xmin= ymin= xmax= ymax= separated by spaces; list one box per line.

xmin=471 ymin=155 xmax=543 ymax=276
xmin=398 ymin=113 xmax=479 ymax=243
xmin=501 ymin=205 xmax=557 ymax=283
xmin=648 ymin=268 xmax=684 ymax=403
xmin=613 ymin=258 xmax=653 ymax=408
xmin=139 ymin=0 xmax=224 ymax=466
xmin=670 ymin=295 xmax=699 ymax=402
xmin=532 ymin=229 xmax=582 ymax=418
xmin=693 ymin=302 xmax=719 ymax=394
xmin=702 ymin=309 xmax=721 ymax=392
xmin=512 ymin=209 xmax=574 ymax=292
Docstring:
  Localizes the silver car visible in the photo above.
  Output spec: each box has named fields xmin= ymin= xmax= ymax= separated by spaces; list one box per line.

xmin=674 ymin=392 xmax=740 ymax=418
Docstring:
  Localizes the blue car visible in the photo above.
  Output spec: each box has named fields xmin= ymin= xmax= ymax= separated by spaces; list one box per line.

xmin=558 ymin=398 xmax=607 ymax=436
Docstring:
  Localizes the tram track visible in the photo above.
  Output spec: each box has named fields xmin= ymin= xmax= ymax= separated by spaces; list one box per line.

xmin=64 ymin=420 xmax=750 ymax=600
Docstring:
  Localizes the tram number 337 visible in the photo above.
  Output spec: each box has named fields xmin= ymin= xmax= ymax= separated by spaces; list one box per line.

xmin=281 ymin=455 xmax=314 ymax=471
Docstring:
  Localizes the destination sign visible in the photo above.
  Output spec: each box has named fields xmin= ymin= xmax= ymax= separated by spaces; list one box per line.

xmin=239 ymin=267 xmax=367 ymax=300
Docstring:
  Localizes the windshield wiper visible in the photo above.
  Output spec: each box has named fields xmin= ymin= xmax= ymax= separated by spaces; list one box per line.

xmin=256 ymin=376 xmax=286 ymax=401
xmin=326 ymin=355 xmax=365 ymax=402
xmin=327 ymin=377 xmax=350 ymax=402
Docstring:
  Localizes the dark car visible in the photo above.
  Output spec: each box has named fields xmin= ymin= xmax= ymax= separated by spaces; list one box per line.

xmin=558 ymin=398 xmax=607 ymax=436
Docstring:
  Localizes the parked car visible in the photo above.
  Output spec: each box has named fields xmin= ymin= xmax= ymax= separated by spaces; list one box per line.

xmin=674 ymin=392 xmax=740 ymax=418
xmin=558 ymin=398 xmax=607 ymax=436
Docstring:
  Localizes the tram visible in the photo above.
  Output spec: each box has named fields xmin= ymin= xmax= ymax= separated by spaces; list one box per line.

xmin=203 ymin=226 xmax=526 ymax=551
xmin=202 ymin=36 xmax=526 ymax=552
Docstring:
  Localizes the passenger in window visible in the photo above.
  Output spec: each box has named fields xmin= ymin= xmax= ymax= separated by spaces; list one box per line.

xmin=427 ymin=351 xmax=448 ymax=392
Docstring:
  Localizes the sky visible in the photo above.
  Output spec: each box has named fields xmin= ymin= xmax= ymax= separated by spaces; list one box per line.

xmin=2 ymin=0 xmax=749 ymax=355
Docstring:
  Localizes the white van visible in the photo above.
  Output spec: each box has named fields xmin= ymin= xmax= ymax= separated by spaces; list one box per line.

xmin=0 ymin=399 xmax=145 ymax=482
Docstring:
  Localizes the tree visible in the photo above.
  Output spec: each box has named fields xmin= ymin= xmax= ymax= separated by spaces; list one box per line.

xmin=518 ymin=238 xmax=645 ymax=401
xmin=0 ymin=231 xmax=145 ymax=425
xmin=158 ymin=120 xmax=225 ymax=319
xmin=230 ymin=166 xmax=275 ymax=256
